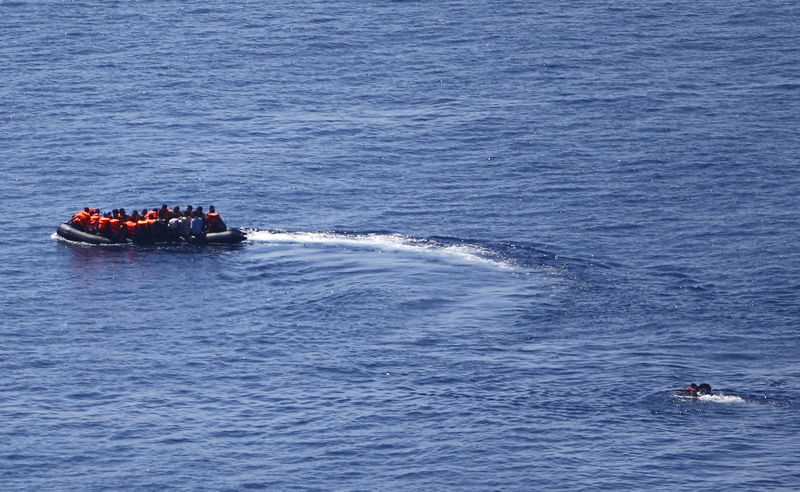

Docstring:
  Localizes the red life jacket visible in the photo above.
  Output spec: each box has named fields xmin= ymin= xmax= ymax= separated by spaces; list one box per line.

xmin=146 ymin=211 xmax=159 ymax=220
xmin=98 ymin=216 xmax=110 ymax=230
xmin=88 ymin=214 xmax=100 ymax=229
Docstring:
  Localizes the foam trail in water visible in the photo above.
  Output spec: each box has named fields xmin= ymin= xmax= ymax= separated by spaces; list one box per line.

xmin=697 ymin=394 xmax=745 ymax=403
xmin=675 ymin=394 xmax=746 ymax=403
xmin=245 ymin=229 xmax=514 ymax=269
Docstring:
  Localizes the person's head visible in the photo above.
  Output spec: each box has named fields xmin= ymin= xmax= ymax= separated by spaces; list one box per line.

xmin=131 ymin=211 xmax=139 ymax=219
xmin=690 ymin=383 xmax=698 ymax=389
xmin=84 ymin=207 xmax=90 ymax=212
xmin=196 ymin=206 xmax=203 ymax=215
xmin=161 ymin=204 xmax=168 ymax=210
xmin=173 ymin=205 xmax=180 ymax=212
xmin=112 ymin=209 xmax=119 ymax=216
xmin=141 ymin=208 xmax=148 ymax=216
xmin=209 ymin=205 xmax=215 ymax=213
xmin=104 ymin=212 xmax=111 ymax=218
xmin=186 ymin=205 xmax=193 ymax=212
xmin=119 ymin=208 xmax=126 ymax=217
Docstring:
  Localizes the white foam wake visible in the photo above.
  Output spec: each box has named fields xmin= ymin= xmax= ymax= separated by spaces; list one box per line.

xmin=697 ymin=394 xmax=745 ymax=403
xmin=676 ymin=393 xmax=746 ymax=403
xmin=245 ymin=229 xmax=513 ymax=269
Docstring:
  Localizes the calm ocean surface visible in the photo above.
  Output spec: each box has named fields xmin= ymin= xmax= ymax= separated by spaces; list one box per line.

xmin=2 ymin=1 xmax=799 ymax=490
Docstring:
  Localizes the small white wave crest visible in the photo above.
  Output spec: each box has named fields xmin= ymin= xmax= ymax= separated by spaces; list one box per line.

xmin=245 ymin=229 xmax=514 ymax=269
xmin=698 ymin=394 xmax=745 ymax=403
xmin=676 ymin=393 xmax=746 ymax=403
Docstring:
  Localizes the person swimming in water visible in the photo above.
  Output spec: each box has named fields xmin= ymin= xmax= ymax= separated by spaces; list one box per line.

xmin=674 ymin=383 xmax=712 ymax=397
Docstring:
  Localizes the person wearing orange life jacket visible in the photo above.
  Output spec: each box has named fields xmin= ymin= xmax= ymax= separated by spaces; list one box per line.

xmin=70 ymin=208 xmax=87 ymax=221
xmin=70 ymin=208 xmax=91 ymax=229
xmin=97 ymin=213 xmax=112 ymax=237
xmin=123 ymin=217 xmax=138 ymax=237
xmin=205 ymin=205 xmax=226 ymax=233
xmin=87 ymin=211 xmax=101 ymax=231
xmin=121 ymin=211 xmax=138 ymax=238
xmin=146 ymin=211 xmax=158 ymax=226
xmin=143 ymin=209 xmax=158 ymax=239
xmin=109 ymin=212 xmax=122 ymax=238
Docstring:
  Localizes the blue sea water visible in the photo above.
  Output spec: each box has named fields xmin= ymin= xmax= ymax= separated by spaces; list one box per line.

xmin=2 ymin=0 xmax=800 ymax=489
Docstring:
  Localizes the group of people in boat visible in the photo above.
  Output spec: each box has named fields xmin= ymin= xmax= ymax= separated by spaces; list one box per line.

xmin=68 ymin=204 xmax=227 ymax=242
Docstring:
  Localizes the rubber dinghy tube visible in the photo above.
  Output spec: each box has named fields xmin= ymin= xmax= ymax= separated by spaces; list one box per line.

xmin=56 ymin=223 xmax=247 ymax=245
xmin=201 ymin=227 xmax=248 ymax=244
xmin=56 ymin=223 xmax=121 ymax=244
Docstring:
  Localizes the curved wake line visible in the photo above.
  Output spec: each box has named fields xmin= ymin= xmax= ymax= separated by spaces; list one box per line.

xmin=245 ymin=229 xmax=515 ymax=269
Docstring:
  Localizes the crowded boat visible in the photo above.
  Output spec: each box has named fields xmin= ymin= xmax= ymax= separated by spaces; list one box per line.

xmin=58 ymin=204 xmax=246 ymax=244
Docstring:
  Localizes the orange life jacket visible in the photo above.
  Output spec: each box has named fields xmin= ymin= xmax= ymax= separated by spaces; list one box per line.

xmin=109 ymin=218 xmax=121 ymax=235
xmin=146 ymin=211 xmax=159 ymax=220
xmin=72 ymin=210 xmax=90 ymax=225
xmin=206 ymin=212 xmax=221 ymax=227
xmin=137 ymin=219 xmax=149 ymax=231
xmin=88 ymin=214 xmax=100 ymax=229
xmin=124 ymin=220 xmax=137 ymax=235
xmin=98 ymin=216 xmax=110 ymax=230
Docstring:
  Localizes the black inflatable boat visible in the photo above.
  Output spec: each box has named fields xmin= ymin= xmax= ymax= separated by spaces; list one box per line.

xmin=56 ymin=222 xmax=247 ymax=245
